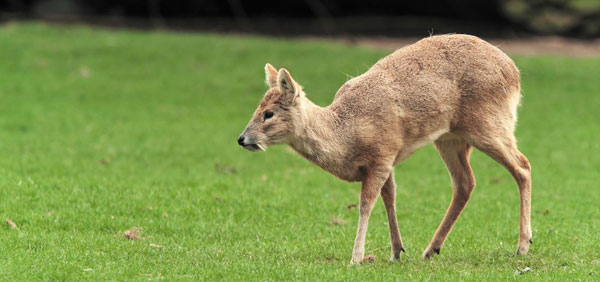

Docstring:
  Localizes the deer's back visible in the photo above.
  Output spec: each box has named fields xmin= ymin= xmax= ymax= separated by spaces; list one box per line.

xmin=331 ymin=34 xmax=521 ymax=141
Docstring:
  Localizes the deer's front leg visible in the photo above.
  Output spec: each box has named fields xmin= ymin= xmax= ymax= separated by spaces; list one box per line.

xmin=350 ymin=167 xmax=392 ymax=265
xmin=380 ymin=171 xmax=405 ymax=262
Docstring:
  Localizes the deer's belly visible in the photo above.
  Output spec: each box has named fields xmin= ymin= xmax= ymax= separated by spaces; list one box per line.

xmin=324 ymin=163 xmax=365 ymax=182
xmin=394 ymin=128 xmax=449 ymax=165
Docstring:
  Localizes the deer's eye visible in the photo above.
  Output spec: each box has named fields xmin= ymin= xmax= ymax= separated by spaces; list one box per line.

xmin=263 ymin=111 xmax=274 ymax=120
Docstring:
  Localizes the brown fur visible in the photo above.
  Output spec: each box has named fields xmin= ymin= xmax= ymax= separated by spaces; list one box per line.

xmin=238 ymin=34 xmax=532 ymax=264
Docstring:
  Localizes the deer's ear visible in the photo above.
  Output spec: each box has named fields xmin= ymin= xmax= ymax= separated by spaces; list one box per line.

xmin=277 ymin=68 xmax=299 ymax=104
xmin=265 ymin=63 xmax=278 ymax=88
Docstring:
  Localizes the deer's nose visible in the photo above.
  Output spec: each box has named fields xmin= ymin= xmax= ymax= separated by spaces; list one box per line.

xmin=237 ymin=135 xmax=245 ymax=146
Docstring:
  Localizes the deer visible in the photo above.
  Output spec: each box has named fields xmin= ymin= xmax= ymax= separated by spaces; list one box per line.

xmin=237 ymin=34 xmax=532 ymax=265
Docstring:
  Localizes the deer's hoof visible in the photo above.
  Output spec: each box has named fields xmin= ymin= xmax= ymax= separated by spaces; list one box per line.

xmin=389 ymin=247 xmax=405 ymax=263
xmin=421 ymin=247 xmax=440 ymax=260
xmin=349 ymin=256 xmax=363 ymax=266
xmin=516 ymin=238 xmax=532 ymax=255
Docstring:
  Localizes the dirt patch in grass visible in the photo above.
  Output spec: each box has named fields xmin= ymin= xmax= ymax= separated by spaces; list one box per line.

xmin=305 ymin=36 xmax=600 ymax=57
xmin=364 ymin=254 xmax=376 ymax=263
xmin=124 ymin=227 xmax=143 ymax=240
xmin=5 ymin=219 xmax=18 ymax=229
xmin=329 ymin=216 xmax=348 ymax=226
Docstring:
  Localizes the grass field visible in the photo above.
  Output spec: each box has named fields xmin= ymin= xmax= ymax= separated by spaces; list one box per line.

xmin=0 ymin=22 xmax=599 ymax=280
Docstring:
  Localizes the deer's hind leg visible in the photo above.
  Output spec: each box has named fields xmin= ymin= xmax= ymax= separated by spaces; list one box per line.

xmin=423 ymin=138 xmax=476 ymax=259
xmin=469 ymin=133 xmax=532 ymax=255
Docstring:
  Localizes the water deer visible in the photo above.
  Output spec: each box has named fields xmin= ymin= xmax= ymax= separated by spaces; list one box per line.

xmin=237 ymin=34 xmax=532 ymax=264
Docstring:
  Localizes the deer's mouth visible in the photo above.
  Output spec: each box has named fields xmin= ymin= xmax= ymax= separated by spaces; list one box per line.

xmin=243 ymin=143 xmax=266 ymax=152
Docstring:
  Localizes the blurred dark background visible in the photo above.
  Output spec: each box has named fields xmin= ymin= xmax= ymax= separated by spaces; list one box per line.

xmin=1 ymin=0 xmax=599 ymax=38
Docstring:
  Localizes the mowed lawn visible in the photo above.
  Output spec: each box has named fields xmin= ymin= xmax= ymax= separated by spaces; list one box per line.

xmin=0 ymin=22 xmax=599 ymax=280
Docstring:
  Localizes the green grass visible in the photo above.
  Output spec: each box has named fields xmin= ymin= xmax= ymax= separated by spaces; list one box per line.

xmin=0 ymin=22 xmax=599 ymax=281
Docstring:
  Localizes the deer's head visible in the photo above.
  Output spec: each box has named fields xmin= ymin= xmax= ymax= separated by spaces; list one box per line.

xmin=237 ymin=64 xmax=305 ymax=152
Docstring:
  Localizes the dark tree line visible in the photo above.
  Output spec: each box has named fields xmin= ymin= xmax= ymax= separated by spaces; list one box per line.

xmin=1 ymin=0 xmax=598 ymax=37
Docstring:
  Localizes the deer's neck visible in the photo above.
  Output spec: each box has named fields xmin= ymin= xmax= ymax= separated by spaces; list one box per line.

xmin=288 ymin=98 xmax=348 ymax=168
